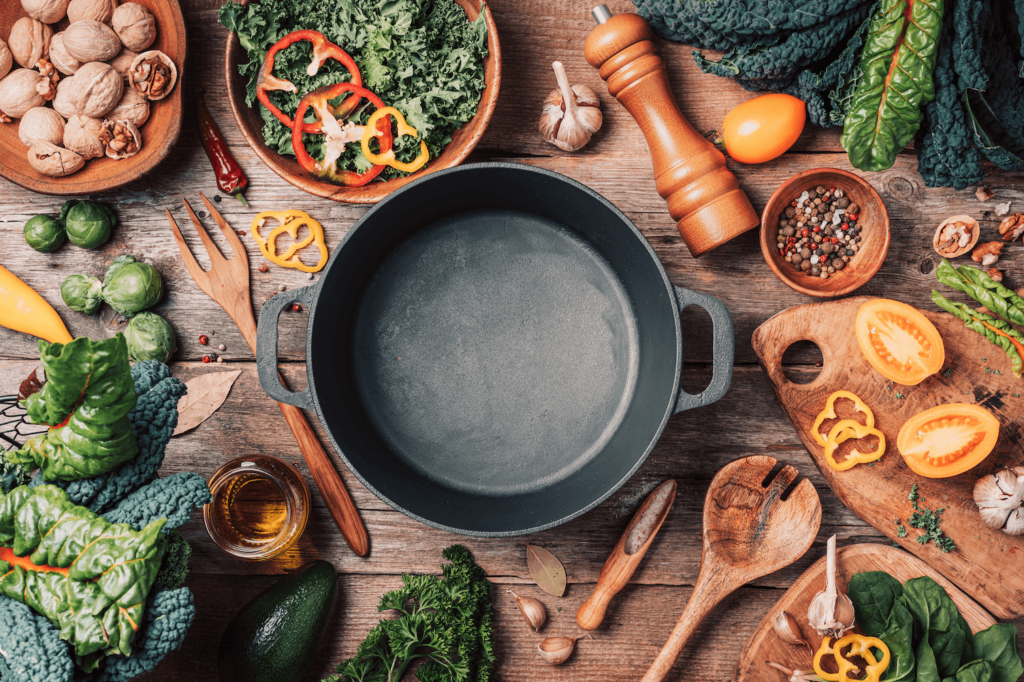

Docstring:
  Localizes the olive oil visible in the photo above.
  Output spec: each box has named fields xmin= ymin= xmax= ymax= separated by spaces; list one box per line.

xmin=204 ymin=456 xmax=310 ymax=561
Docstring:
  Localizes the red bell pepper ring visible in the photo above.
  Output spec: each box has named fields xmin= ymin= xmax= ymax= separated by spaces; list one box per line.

xmin=257 ymin=29 xmax=363 ymax=133
xmin=292 ymin=83 xmax=394 ymax=187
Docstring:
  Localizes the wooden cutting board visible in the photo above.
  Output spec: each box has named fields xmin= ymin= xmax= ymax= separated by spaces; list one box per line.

xmin=752 ymin=296 xmax=1024 ymax=619
xmin=733 ymin=543 xmax=997 ymax=682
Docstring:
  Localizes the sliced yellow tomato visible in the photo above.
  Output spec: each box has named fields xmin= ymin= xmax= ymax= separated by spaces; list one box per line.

xmin=855 ymin=299 xmax=945 ymax=386
xmin=897 ymin=403 xmax=999 ymax=478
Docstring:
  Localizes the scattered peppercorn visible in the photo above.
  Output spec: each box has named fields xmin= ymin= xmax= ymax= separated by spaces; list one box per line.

xmin=214 ymin=195 xmax=222 ymax=203
xmin=202 ymin=355 xmax=211 ymax=363
xmin=258 ymin=263 xmax=268 ymax=273
xmin=292 ymin=304 xmax=302 ymax=312
xmin=199 ymin=335 xmax=208 ymax=345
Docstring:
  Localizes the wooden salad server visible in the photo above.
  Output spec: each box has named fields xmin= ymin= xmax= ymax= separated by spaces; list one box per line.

xmin=167 ymin=194 xmax=370 ymax=557
xmin=584 ymin=6 xmax=760 ymax=257
xmin=577 ymin=479 xmax=677 ymax=630
xmin=642 ymin=456 xmax=821 ymax=682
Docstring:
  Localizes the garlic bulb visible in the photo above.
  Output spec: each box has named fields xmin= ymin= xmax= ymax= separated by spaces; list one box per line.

xmin=539 ymin=61 xmax=602 ymax=152
xmin=772 ymin=610 xmax=811 ymax=651
xmin=766 ymin=662 xmax=823 ymax=682
xmin=538 ymin=634 xmax=590 ymax=665
xmin=507 ymin=589 xmax=546 ymax=631
xmin=807 ymin=535 xmax=855 ymax=638
xmin=975 ymin=467 xmax=1024 ymax=536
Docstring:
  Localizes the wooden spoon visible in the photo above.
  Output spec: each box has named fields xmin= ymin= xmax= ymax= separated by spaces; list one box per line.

xmin=642 ymin=456 xmax=821 ymax=682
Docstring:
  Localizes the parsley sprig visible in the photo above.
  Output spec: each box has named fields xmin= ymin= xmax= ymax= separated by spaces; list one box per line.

xmin=907 ymin=484 xmax=956 ymax=552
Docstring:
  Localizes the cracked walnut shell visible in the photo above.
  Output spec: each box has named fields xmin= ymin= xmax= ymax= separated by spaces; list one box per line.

xmin=18 ymin=107 xmax=65 ymax=147
xmin=21 ymin=0 xmax=71 ymax=24
xmin=933 ymin=214 xmax=980 ymax=258
xmin=112 ymin=3 xmax=156 ymax=52
xmin=130 ymin=50 xmax=176 ymax=101
xmin=9 ymin=17 xmax=53 ymax=70
xmin=105 ymin=119 xmax=141 ymax=159
xmin=63 ymin=114 xmax=112 ymax=159
xmin=67 ymin=0 xmax=117 ymax=24
xmin=68 ymin=61 xmax=122 ymax=118
xmin=63 ymin=20 xmax=122 ymax=63
xmin=27 ymin=140 xmax=84 ymax=176
xmin=49 ymin=33 xmax=83 ymax=76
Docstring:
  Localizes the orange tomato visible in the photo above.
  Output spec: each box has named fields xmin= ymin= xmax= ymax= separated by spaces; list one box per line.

xmin=855 ymin=299 xmax=945 ymax=386
xmin=897 ymin=404 xmax=999 ymax=478
xmin=722 ymin=94 xmax=806 ymax=164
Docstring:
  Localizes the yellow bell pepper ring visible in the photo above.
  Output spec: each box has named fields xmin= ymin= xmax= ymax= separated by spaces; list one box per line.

xmin=813 ymin=637 xmax=841 ymax=682
xmin=823 ymin=419 xmax=887 ymax=471
xmin=361 ymin=106 xmax=429 ymax=174
xmin=812 ymin=390 xmax=875 ymax=446
xmin=832 ymin=634 xmax=890 ymax=682
xmin=250 ymin=210 xmax=328 ymax=273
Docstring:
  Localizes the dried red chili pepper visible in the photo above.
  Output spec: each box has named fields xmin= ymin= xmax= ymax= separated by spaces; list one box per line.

xmin=291 ymin=82 xmax=393 ymax=186
xmin=197 ymin=95 xmax=249 ymax=206
xmin=257 ymin=30 xmax=362 ymax=133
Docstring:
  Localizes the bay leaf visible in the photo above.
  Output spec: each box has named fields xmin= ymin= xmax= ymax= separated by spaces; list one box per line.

xmin=526 ymin=544 xmax=566 ymax=597
xmin=171 ymin=369 xmax=242 ymax=436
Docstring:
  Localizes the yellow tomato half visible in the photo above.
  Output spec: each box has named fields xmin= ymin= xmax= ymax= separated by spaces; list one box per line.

xmin=897 ymin=403 xmax=1000 ymax=478
xmin=855 ymin=299 xmax=945 ymax=386
xmin=722 ymin=94 xmax=806 ymax=164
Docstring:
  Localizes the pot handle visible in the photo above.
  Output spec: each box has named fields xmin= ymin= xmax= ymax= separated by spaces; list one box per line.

xmin=256 ymin=285 xmax=316 ymax=410
xmin=672 ymin=286 xmax=734 ymax=414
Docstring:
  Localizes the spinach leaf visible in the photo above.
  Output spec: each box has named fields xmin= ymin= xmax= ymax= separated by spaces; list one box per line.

xmin=972 ymin=624 xmax=1024 ymax=682
xmin=919 ymin=638 xmax=943 ymax=682
xmin=882 ymin=601 xmax=917 ymax=682
xmin=850 ymin=571 xmax=905 ymax=636
xmin=901 ymin=577 xmax=968 ymax=678
xmin=954 ymin=660 xmax=996 ymax=682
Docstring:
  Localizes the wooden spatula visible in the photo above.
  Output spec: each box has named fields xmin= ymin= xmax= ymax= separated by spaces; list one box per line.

xmin=642 ymin=456 xmax=821 ymax=682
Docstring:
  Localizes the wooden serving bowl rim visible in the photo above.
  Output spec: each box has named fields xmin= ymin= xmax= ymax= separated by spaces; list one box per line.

xmin=760 ymin=168 xmax=890 ymax=298
xmin=223 ymin=0 xmax=502 ymax=204
xmin=0 ymin=0 xmax=186 ymax=195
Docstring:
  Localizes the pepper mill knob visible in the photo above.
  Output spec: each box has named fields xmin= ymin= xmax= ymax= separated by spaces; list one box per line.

xmin=584 ymin=7 xmax=760 ymax=257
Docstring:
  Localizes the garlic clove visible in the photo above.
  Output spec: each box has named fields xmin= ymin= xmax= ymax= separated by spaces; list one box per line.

xmin=539 ymin=61 xmax=602 ymax=152
xmin=975 ymin=467 xmax=1024 ymax=535
xmin=807 ymin=535 xmax=855 ymax=638
xmin=771 ymin=610 xmax=811 ymax=651
xmin=507 ymin=588 xmax=546 ymax=632
xmin=766 ymin=661 xmax=821 ymax=682
xmin=538 ymin=634 xmax=591 ymax=665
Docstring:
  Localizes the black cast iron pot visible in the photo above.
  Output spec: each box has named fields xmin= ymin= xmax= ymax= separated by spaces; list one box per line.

xmin=256 ymin=163 xmax=734 ymax=536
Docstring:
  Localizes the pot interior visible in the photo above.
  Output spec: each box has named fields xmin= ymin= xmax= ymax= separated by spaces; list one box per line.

xmin=309 ymin=164 xmax=681 ymax=535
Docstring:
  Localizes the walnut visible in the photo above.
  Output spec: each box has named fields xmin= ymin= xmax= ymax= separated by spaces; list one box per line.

xmin=52 ymin=76 xmax=79 ymax=118
xmin=105 ymin=119 xmax=141 ymax=159
xmin=63 ymin=114 xmax=111 ymax=158
xmin=933 ymin=214 xmax=980 ymax=258
xmin=130 ymin=50 xmax=177 ymax=101
xmin=972 ymin=241 xmax=1004 ymax=267
xmin=18 ymin=106 xmax=65 ymax=147
xmin=976 ymin=186 xmax=995 ymax=202
xmin=49 ymin=33 xmax=83 ymax=76
xmin=9 ymin=17 xmax=52 ymax=70
xmin=999 ymin=213 xmax=1024 ymax=242
xmin=111 ymin=3 xmax=156 ymax=52
xmin=0 ymin=67 xmax=55 ymax=119
xmin=988 ymin=268 xmax=1004 ymax=283
xmin=63 ymin=20 xmax=121 ymax=63
xmin=107 ymin=87 xmax=148 ymax=126
xmin=108 ymin=48 xmax=138 ymax=83
xmin=68 ymin=61 xmax=122 ymax=118
xmin=21 ymin=0 xmax=71 ymax=23
xmin=0 ymin=41 xmax=12 ymax=82
xmin=27 ymin=140 xmax=84 ymax=176
xmin=67 ymin=0 xmax=117 ymax=24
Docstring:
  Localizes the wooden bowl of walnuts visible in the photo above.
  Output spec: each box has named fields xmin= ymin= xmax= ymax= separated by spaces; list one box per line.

xmin=0 ymin=0 xmax=185 ymax=195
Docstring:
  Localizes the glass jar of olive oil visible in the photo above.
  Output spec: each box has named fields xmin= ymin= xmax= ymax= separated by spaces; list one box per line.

xmin=204 ymin=456 xmax=310 ymax=561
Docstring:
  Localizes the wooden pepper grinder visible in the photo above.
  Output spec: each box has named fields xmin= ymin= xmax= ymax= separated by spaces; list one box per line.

xmin=584 ymin=6 xmax=759 ymax=257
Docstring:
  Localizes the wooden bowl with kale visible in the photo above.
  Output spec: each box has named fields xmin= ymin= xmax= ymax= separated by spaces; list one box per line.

xmin=222 ymin=0 xmax=501 ymax=203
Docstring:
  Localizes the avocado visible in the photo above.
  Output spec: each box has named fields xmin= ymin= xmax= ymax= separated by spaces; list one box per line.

xmin=217 ymin=560 xmax=339 ymax=682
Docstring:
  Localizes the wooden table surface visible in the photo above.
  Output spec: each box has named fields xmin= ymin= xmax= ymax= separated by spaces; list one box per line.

xmin=2 ymin=0 xmax=1023 ymax=680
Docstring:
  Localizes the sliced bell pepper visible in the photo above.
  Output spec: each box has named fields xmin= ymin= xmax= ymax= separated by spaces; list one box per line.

xmin=813 ymin=637 xmax=841 ymax=682
xmin=811 ymin=390 xmax=875 ymax=446
xmin=250 ymin=210 xmax=328 ymax=273
xmin=832 ymin=634 xmax=890 ymax=682
xmin=360 ymin=106 xmax=430 ymax=174
xmin=823 ymin=419 xmax=887 ymax=471
xmin=292 ymin=83 xmax=393 ymax=186
xmin=256 ymin=29 xmax=362 ymax=133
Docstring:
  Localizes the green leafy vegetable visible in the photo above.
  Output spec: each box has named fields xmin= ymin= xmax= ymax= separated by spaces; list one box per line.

xmin=907 ymin=483 xmax=957 ymax=553
xmin=153 ymin=529 xmax=192 ymax=591
xmin=849 ymin=571 xmax=904 ymax=636
xmin=936 ymin=260 xmax=1024 ymax=328
xmin=219 ymin=0 xmax=489 ymax=180
xmin=124 ymin=312 xmax=177 ymax=363
xmin=101 ymin=256 xmax=163 ymax=318
xmin=972 ymin=624 xmax=1024 ymax=682
xmin=23 ymin=215 xmax=66 ymax=253
xmin=59 ymin=200 xmax=117 ymax=250
xmin=60 ymin=274 xmax=104 ymax=315
xmin=931 ymin=291 xmax=1024 ymax=378
xmin=324 ymin=544 xmax=496 ymax=682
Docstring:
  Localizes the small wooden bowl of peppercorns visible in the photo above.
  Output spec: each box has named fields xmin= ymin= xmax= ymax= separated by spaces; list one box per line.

xmin=760 ymin=168 xmax=890 ymax=298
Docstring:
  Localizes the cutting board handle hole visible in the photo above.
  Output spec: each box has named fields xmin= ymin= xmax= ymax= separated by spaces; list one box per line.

xmin=781 ymin=340 xmax=823 ymax=385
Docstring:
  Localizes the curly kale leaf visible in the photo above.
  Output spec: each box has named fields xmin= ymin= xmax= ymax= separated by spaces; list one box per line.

xmin=154 ymin=529 xmax=192 ymax=591
xmin=0 ymin=450 xmax=31 ymax=495
xmin=0 ymin=597 xmax=74 ymax=682
xmin=94 ymin=587 xmax=197 ymax=682
xmin=103 ymin=472 xmax=212 ymax=532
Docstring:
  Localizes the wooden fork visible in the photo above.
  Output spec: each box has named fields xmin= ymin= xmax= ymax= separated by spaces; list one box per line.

xmin=167 ymin=193 xmax=369 ymax=557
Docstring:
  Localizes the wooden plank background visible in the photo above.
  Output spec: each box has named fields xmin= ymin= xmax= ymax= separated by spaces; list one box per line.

xmin=1 ymin=0 xmax=1023 ymax=679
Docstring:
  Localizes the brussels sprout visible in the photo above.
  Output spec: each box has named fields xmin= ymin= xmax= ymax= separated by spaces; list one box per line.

xmin=61 ymin=274 xmax=104 ymax=314
xmin=60 ymin=199 xmax=118 ymax=249
xmin=101 ymin=254 xmax=162 ymax=317
xmin=124 ymin=312 xmax=176 ymax=362
xmin=23 ymin=215 xmax=66 ymax=253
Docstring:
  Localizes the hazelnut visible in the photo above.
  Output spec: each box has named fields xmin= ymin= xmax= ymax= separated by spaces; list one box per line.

xmin=49 ymin=33 xmax=83 ymax=76
xmin=63 ymin=20 xmax=121 ymax=63
xmin=52 ymin=76 xmax=78 ymax=118
xmin=130 ymin=50 xmax=177 ymax=101
xmin=67 ymin=0 xmax=117 ymax=24
xmin=107 ymin=88 xmax=149 ymax=127
xmin=0 ymin=41 xmax=12 ymax=81
xmin=9 ymin=17 xmax=53 ymax=70
xmin=21 ymin=0 xmax=71 ymax=23
xmin=972 ymin=242 xmax=1004 ymax=267
xmin=108 ymin=48 xmax=139 ymax=83
xmin=63 ymin=114 xmax=112 ymax=159
xmin=68 ymin=61 xmax=122 ymax=118
xmin=0 ymin=68 xmax=54 ymax=119
xmin=27 ymin=140 xmax=84 ymax=176
xmin=112 ymin=3 xmax=156 ymax=52
xmin=18 ymin=107 xmax=65 ymax=147
xmin=105 ymin=119 xmax=141 ymax=159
